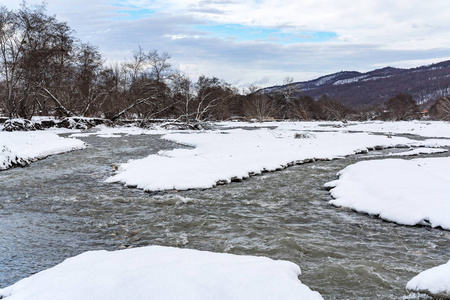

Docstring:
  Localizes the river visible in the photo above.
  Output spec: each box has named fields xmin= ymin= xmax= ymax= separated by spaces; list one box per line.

xmin=0 ymin=132 xmax=449 ymax=299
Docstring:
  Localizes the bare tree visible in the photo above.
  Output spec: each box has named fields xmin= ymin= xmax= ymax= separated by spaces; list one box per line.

xmin=0 ymin=5 xmax=22 ymax=117
xmin=317 ymin=95 xmax=350 ymax=123
xmin=243 ymin=85 xmax=278 ymax=121
xmin=192 ymin=75 xmax=235 ymax=121
xmin=263 ymin=77 xmax=303 ymax=119
xmin=275 ymin=77 xmax=297 ymax=119
xmin=170 ymin=71 xmax=195 ymax=123
xmin=107 ymin=47 xmax=173 ymax=122
xmin=384 ymin=93 xmax=420 ymax=121
xmin=123 ymin=46 xmax=148 ymax=84
xmin=429 ymin=96 xmax=450 ymax=120
xmin=147 ymin=50 xmax=171 ymax=83
xmin=144 ymin=51 xmax=172 ymax=119
xmin=290 ymin=95 xmax=318 ymax=120
xmin=95 ymin=64 xmax=126 ymax=118
xmin=75 ymin=44 xmax=102 ymax=114
xmin=280 ymin=77 xmax=298 ymax=104
xmin=0 ymin=2 xmax=77 ymax=118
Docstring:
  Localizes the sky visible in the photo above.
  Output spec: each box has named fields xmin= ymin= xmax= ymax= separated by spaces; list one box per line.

xmin=4 ymin=0 xmax=450 ymax=88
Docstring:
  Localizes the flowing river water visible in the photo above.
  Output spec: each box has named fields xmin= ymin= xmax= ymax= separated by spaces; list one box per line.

xmin=0 ymin=132 xmax=449 ymax=299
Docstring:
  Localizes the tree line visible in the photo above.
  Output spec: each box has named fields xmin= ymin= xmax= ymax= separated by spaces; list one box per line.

xmin=1 ymin=3 xmax=447 ymax=124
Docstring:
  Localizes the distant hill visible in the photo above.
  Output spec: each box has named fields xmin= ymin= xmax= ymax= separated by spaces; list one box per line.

xmin=264 ymin=60 xmax=450 ymax=108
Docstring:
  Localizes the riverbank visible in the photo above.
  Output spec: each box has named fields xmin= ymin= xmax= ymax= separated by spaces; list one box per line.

xmin=325 ymin=157 xmax=450 ymax=230
xmin=0 ymin=131 xmax=87 ymax=171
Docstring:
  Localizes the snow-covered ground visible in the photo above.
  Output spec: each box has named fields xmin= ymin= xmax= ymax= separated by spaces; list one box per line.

xmin=340 ymin=120 xmax=450 ymax=138
xmin=68 ymin=124 xmax=158 ymax=138
xmin=407 ymin=259 xmax=450 ymax=298
xmin=0 ymin=246 xmax=323 ymax=300
xmin=367 ymin=147 xmax=448 ymax=157
xmin=325 ymin=157 xmax=450 ymax=229
xmin=0 ymin=131 xmax=87 ymax=170
xmin=220 ymin=120 xmax=450 ymax=138
xmin=106 ymin=125 xmax=449 ymax=192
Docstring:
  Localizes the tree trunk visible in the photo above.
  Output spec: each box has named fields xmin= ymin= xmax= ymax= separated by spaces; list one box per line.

xmin=41 ymin=86 xmax=73 ymax=117
xmin=109 ymin=97 xmax=151 ymax=122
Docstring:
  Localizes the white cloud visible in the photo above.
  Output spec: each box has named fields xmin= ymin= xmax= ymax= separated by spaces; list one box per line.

xmin=216 ymin=1 xmax=448 ymax=52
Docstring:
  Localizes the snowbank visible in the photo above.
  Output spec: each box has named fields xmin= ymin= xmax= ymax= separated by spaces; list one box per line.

xmin=0 ymin=131 xmax=87 ymax=170
xmin=407 ymin=259 xmax=450 ymax=298
xmin=106 ymin=127 xmax=445 ymax=192
xmin=385 ymin=147 xmax=447 ymax=156
xmin=366 ymin=147 xmax=448 ymax=158
xmin=325 ymin=157 xmax=450 ymax=229
xmin=0 ymin=246 xmax=323 ymax=300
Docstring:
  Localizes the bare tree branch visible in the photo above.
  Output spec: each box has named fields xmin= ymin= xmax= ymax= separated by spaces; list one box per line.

xmin=40 ymin=86 xmax=72 ymax=117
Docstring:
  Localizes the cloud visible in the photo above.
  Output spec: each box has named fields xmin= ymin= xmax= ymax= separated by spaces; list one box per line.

xmin=174 ymin=0 xmax=450 ymax=49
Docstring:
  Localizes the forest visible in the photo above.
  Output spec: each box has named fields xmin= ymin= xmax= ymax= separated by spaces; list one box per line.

xmin=1 ymin=3 xmax=448 ymax=125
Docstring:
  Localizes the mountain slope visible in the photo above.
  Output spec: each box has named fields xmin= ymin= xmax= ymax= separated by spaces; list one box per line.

xmin=265 ymin=60 xmax=450 ymax=107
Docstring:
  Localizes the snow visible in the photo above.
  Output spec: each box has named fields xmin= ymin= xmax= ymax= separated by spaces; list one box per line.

xmin=0 ymin=131 xmax=87 ymax=170
xmin=313 ymin=73 xmax=340 ymax=86
xmin=97 ymin=133 xmax=123 ymax=138
xmin=407 ymin=259 xmax=450 ymax=298
xmin=218 ymin=120 xmax=450 ymax=139
xmin=369 ymin=147 xmax=448 ymax=157
xmin=0 ymin=245 xmax=323 ymax=300
xmin=325 ymin=157 xmax=450 ymax=229
xmin=333 ymin=75 xmax=368 ymax=85
xmin=68 ymin=124 xmax=158 ymax=138
xmin=391 ymin=147 xmax=448 ymax=156
xmin=361 ymin=75 xmax=391 ymax=82
xmin=335 ymin=121 xmax=450 ymax=138
xmin=30 ymin=116 xmax=57 ymax=122
xmin=106 ymin=125 xmax=447 ymax=192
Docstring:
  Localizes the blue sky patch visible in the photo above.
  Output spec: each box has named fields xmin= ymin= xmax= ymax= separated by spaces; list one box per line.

xmin=194 ymin=24 xmax=337 ymax=44
xmin=113 ymin=8 xmax=156 ymax=20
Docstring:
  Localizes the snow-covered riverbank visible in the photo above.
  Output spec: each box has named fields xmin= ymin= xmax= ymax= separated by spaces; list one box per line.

xmin=0 ymin=131 xmax=87 ymax=170
xmin=105 ymin=125 xmax=449 ymax=192
xmin=0 ymin=246 xmax=323 ymax=300
xmin=325 ymin=157 xmax=450 ymax=230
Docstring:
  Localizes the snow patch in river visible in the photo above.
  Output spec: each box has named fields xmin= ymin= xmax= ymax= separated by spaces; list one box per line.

xmin=0 ymin=246 xmax=323 ymax=300
xmin=325 ymin=157 xmax=450 ymax=230
xmin=407 ymin=259 xmax=450 ymax=298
